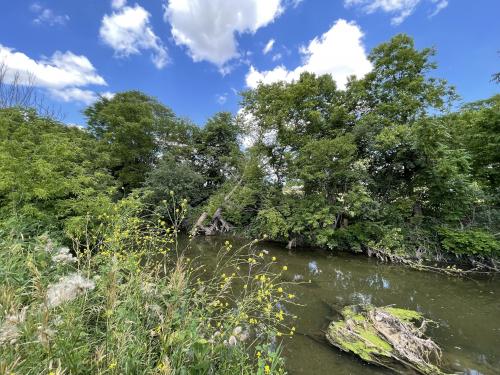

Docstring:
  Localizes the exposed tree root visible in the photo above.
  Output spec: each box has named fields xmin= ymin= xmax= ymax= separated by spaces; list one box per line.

xmin=367 ymin=246 xmax=500 ymax=276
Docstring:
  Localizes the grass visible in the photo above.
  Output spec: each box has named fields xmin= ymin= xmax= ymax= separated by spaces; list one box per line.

xmin=0 ymin=197 xmax=296 ymax=374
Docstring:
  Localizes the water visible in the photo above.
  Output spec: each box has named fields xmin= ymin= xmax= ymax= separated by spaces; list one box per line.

xmin=186 ymin=236 xmax=500 ymax=375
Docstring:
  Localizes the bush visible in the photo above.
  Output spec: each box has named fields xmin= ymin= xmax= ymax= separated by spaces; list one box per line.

xmin=438 ymin=227 xmax=500 ymax=257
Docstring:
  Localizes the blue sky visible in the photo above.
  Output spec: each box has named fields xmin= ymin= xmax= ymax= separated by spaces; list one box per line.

xmin=0 ymin=0 xmax=498 ymax=126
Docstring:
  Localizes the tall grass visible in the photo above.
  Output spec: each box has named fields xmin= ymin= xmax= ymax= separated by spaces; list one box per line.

xmin=0 ymin=196 xmax=296 ymax=374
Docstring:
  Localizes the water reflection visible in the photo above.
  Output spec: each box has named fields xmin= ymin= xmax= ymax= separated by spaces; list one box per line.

xmin=185 ymin=236 xmax=500 ymax=375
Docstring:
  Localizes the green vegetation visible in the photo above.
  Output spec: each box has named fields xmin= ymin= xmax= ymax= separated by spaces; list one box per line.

xmin=0 ymin=197 xmax=294 ymax=374
xmin=0 ymin=32 xmax=499 ymax=373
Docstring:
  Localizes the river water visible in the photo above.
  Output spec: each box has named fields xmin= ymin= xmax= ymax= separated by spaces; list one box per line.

xmin=186 ymin=236 xmax=500 ymax=375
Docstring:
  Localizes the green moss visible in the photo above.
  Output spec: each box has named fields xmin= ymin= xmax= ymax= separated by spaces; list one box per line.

xmin=384 ymin=307 xmax=422 ymax=322
xmin=327 ymin=315 xmax=393 ymax=363
xmin=357 ymin=327 xmax=393 ymax=353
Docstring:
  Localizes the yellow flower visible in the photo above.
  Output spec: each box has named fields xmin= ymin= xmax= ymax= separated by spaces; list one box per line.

xmin=272 ymin=256 xmax=277 ymax=261
xmin=288 ymin=294 xmax=295 ymax=299
xmin=264 ymin=365 xmax=271 ymax=374
xmin=256 ymin=351 xmax=261 ymax=358
xmin=109 ymin=362 xmax=117 ymax=369
xmin=277 ymin=287 xmax=283 ymax=293
xmin=282 ymin=266 xmax=288 ymax=271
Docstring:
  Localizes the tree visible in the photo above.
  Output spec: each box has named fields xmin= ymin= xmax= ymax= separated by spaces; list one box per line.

xmin=0 ymin=107 xmax=115 ymax=237
xmin=193 ymin=112 xmax=242 ymax=191
xmin=84 ymin=91 xmax=179 ymax=191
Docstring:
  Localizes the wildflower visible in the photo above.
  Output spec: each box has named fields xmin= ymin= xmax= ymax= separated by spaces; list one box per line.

xmin=288 ymin=294 xmax=295 ymax=299
xmin=46 ymin=273 xmax=95 ymax=308
xmin=272 ymin=256 xmax=277 ymax=262
xmin=256 ymin=351 xmax=261 ymax=358
xmin=227 ymin=335 xmax=238 ymax=346
xmin=109 ymin=362 xmax=117 ymax=369
xmin=264 ymin=365 xmax=271 ymax=374
xmin=282 ymin=266 xmax=288 ymax=271
xmin=51 ymin=247 xmax=76 ymax=264
xmin=0 ymin=306 xmax=28 ymax=345
xmin=277 ymin=287 xmax=283 ymax=293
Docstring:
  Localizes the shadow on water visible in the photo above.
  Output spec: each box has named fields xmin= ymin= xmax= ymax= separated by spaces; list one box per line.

xmin=182 ymin=235 xmax=500 ymax=375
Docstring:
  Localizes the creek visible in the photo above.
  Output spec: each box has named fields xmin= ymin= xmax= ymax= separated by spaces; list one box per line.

xmin=186 ymin=236 xmax=500 ymax=374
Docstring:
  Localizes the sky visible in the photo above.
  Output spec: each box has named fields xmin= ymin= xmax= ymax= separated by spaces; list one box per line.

xmin=0 ymin=0 xmax=498 ymax=126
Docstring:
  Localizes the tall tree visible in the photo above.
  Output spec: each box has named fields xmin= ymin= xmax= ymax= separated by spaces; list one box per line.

xmin=84 ymin=91 xmax=178 ymax=191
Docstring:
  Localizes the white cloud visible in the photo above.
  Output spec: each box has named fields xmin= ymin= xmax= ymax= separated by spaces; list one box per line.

xmin=272 ymin=53 xmax=282 ymax=61
xmin=429 ymin=0 xmax=448 ymax=17
xmin=30 ymin=3 xmax=70 ymax=26
xmin=246 ymin=19 xmax=372 ymax=89
xmin=100 ymin=4 xmax=168 ymax=69
xmin=101 ymin=91 xmax=116 ymax=100
xmin=0 ymin=45 xmax=106 ymax=89
xmin=0 ymin=45 xmax=106 ymax=104
xmin=111 ymin=0 xmax=127 ymax=10
xmin=263 ymin=39 xmax=275 ymax=54
xmin=164 ymin=0 xmax=283 ymax=67
xmin=345 ymin=0 xmax=448 ymax=25
xmin=50 ymin=88 xmax=98 ymax=105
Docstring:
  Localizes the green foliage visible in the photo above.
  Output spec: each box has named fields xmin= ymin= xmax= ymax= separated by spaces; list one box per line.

xmin=84 ymin=91 xmax=180 ymax=190
xmin=438 ymin=228 xmax=500 ymax=256
xmin=143 ymin=156 xmax=206 ymax=208
xmin=235 ymin=34 xmax=498 ymax=262
xmin=0 ymin=201 xmax=292 ymax=374
xmin=0 ymin=108 xmax=115 ymax=239
xmin=193 ymin=112 xmax=243 ymax=191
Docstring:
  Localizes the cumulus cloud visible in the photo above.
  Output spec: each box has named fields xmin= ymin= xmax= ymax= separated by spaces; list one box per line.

xmin=30 ymin=3 xmax=70 ymax=26
xmin=164 ymin=0 xmax=283 ymax=67
xmin=100 ymin=4 xmax=168 ymax=69
xmin=246 ymin=19 xmax=372 ymax=89
xmin=345 ymin=0 xmax=448 ymax=25
xmin=0 ymin=45 xmax=106 ymax=104
xmin=50 ymin=88 xmax=99 ymax=105
xmin=263 ymin=39 xmax=275 ymax=54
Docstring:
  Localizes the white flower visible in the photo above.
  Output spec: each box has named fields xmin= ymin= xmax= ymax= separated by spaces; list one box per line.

xmin=46 ymin=273 xmax=95 ymax=308
xmin=0 ymin=306 xmax=28 ymax=345
xmin=52 ymin=247 xmax=76 ymax=264
xmin=228 ymin=335 xmax=238 ymax=346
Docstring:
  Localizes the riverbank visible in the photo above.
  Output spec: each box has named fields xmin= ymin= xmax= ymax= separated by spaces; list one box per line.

xmin=186 ymin=235 xmax=500 ymax=374
xmin=0 ymin=211 xmax=294 ymax=375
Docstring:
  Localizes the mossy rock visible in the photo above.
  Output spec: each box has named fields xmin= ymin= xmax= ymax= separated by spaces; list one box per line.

xmin=326 ymin=305 xmax=447 ymax=375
